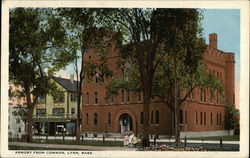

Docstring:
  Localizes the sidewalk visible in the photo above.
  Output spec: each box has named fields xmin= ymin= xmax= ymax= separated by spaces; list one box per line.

xmin=9 ymin=142 xmax=137 ymax=151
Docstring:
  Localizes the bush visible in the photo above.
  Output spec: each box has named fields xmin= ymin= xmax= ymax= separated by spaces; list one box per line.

xmin=234 ymin=122 xmax=240 ymax=135
xmin=224 ymin=104 xmax=238 ymax=130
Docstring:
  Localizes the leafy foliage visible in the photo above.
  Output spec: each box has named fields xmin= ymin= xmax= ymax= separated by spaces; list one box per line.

xmin=224 ymin=104 xmax=238 ymax=130
xmin=9 ymin=8 xmax=75 ymax=142
xmin=12 ymin=105 xmax=27 ymax=123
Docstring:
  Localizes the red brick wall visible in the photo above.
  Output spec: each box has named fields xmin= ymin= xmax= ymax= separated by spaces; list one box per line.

xmin=81 ymin=33 xmax=235 ymax=135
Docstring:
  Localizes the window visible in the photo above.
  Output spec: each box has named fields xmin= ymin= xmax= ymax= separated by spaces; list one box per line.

xmin=86 ymin=113 xmax=89 ymax=125
xmin=94 ymin=92 xmax=98 ymax=104
xmin=38 ymin=95 xmax=46 ymax=103
xmin=18 ymin=127 xmax=21 ymax=133
xmin=196 ymin=110 xmax=198 ymax=125
xmin=233 ymin=94 xmax=235 ymax=105
xmin=86 ymin=92 xmax=89 ymax=104
xmin=185 ymin=110 xmax=187 ymax=124
xmin=105 ymin=91 xmax=109 ymax=104
xmin=137 ymin=91 xmax=141 ymax=102
xmin=140 ymin=111 xmax=143 ymax=124
xmin=108 ymin=113 xmax=111 ymax=125
xmin=216 ymin=113 xmax=219 ymax=125
xmin=95 ymin=74 xmax=99 ymax=84
xmin=155 ymin=110 xmax=159 ymax=124
xmin=151 ymin=111 xmax=154 ymax=124
xmin=53 ymin=92 xmax=64 ymax=103
xmin=111 ymin=94 xmax=114 ymax=104
xmin=211 ymin=113 xmax=213 ymax=125
xmin=210 ymin=90 xmax=213 ymax=103
xmin=127 ymin=90 xmax=130 ymax=103
xmin=71 ymin=108 xmax=75 ymax=114
xmin=204 ymin=89 xmax=206 ymax=102
xmin=122 ymin=68 xmax=125 ymax=78
xmin=36 ymin=109 xmax=46 ymax=115
xmin=16 ymin=118 xmax=20 ymax=124
xmin=121 ymin=90 xmax=124 ymax=103
xmin=200 ymin=112 xmax=203 ymax=125
xmin=219 ymin=113 xmax=222 ymax=125
xmin=86 ymin=77 xmax=90 ymax=84
xmin=180 ymin=110 xmax=183 ymax=124
xmin=200 ymin=89 xmax=203 ymax=102
xmin=70 ymin=94 xmax=77 ymax=102
xmin=204 ymin=112 xmax=206 ymax=125
xmin=53 ymin=108 xmax=64 ymax=116
xmin=216 ymin=91 xmax=219 ymax=104
xmin=94 ymin=113 xmax=98 ymax=125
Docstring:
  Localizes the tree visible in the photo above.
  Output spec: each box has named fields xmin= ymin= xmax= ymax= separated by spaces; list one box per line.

xmin=9 ymin=8 xmax=74 ymax=142
xmin=57 ymin=8 xmax=117 ymax=144
xmin=103 ymin=8 xmax=223 ymax=146
xmin=150 ymin=9 xmax=224 ymax=145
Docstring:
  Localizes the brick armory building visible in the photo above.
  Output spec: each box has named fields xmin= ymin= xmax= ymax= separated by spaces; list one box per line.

xmin=81 ymin=33 xmax=235 ymax=138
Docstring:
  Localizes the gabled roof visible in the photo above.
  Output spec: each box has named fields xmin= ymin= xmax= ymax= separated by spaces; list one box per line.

xmin=52 ymin=76 xmax=79 ymax=92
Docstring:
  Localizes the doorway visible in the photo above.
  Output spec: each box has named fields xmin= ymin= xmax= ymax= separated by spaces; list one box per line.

xmin=118 ymin=113 xmax=133 ymax=134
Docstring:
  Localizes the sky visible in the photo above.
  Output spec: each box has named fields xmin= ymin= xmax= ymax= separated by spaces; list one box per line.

xmin=59 ymin=9 xmax=241 ymax=109
xmin=201 ymin=9 xmax=240 ymax=109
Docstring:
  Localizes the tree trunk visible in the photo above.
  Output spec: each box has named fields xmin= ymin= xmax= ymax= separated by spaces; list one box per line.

xmin=76 ymin=72 xmax=83 ymax=144
xmin=26 ymin=91 xmax=34 ymax=142
xmin=142 ymin=91 xmax=151 ymax=147
xmin=76 ymin=50 xmax=85 ymax=144
xmin=173 ymin=49 xmax=181 ymax=146
xmin=175 ymin=107 xmax=181 ymax=146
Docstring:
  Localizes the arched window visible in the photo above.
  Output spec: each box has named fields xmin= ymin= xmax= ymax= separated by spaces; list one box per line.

xmin=137 ymin=91 xmax=141 ymax=102
xmin=151 ymin=111 xmax=154 ymax=124
xmin=111 ymin=94 xmax=114 ymax=104
xmin=200 ymin=89 xmax=203 ymax=102
xmin=204 ymin=89 xmax=206 ymax=102
xmin=196 ymin=110 xmax=198 ymax=125
xmin=105 ymin=91 xmax=109 ymax=104
xmin=94 ymin=92 xmax=98 ymax=104
xmin=210 ymin=112 xmax=213 ymax=125
xmin=204 ymin=112 xmax=206 ymax=125
xmin=86 ymin=92 xmax=89 ymax=105
xmin=155 ymin=110 xmax=159 ymax=124
xmin=216 ymin=113 xmax=219 ymax=125
xmin=185 ymin=110 xmax=187 ymax=124
xmin=121 ymin=90 xmax=124 ymax=103
xmin=127 ymin=90 xmax=130 ymax=103
xmin=140 ymin=111 xmax=143 ymax=124
xmin=122 ymin=68 xmax=125 ymax=78
xmin=95 ymin=74 xmax=99 ymax=84
xmin=94 ymin=113 xmax=98 ymax=125
xmin=216 ymin=91 xmax=219 ymax=104
xmin=108 ymin=113 xmax=111 ymax=125
xmin=86 ymin=113 xmax=89 ymax=126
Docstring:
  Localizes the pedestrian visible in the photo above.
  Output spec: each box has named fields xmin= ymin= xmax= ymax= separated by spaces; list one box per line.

xmin=129 ymin=132 xmax=134 ymax=147
xmin=123 ymin=132 xmax=129 ymax=147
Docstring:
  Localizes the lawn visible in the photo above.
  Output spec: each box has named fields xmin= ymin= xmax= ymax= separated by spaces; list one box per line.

xmin=31 ymin=140 xmax=123 ymax=147
xmin=187 ymin=135 xmax=239 ymax=141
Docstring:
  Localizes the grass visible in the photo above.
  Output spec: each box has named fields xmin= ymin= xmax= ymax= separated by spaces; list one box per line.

xmin=188 ymin=135 xmax=239 ymax=141
xmin=31 ymin=140 xmax=123 ymax=147
xmin=9 ymin=145 xmax=82 ymax=150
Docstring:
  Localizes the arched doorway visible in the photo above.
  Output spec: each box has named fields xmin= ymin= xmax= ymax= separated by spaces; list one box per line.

xmin=118 ymin=113 xmax=133 ymax=134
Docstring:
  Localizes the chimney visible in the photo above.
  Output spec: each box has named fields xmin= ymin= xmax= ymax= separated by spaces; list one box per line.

xmin=209 ymin=33 xmax=217 ymax=49
xmin=70 ymin=74 xmax=74 ymax=83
